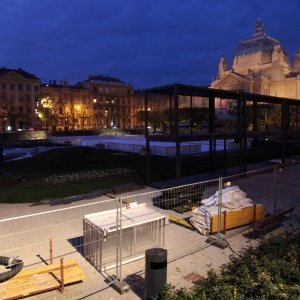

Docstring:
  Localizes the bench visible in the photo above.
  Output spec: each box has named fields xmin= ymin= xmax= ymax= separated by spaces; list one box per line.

xmin=251 ymin=207 xmax=295 ymax=238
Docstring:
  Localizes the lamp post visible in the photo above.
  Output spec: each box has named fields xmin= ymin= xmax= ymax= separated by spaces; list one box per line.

xmin=76 ymin=105 xmax=81 ymax=129
xmin=93 ymin=98 xmax=98 ymax=129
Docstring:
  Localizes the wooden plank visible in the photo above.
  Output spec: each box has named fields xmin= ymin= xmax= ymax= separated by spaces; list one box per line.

xmin=0 ymin=260 xmax=85 ymax=300
xmin=51 ymin=264 xmax=85 ymax=285
xmin=210 ymin=204 xmax=265 ymax=233
xmin=0 ymin=273 xmax=59 ymax=300
xmin=169 ymin=215 xmax=194 ymax=230
xmin=13 ymin=260 xmax=79 ymax=278
xmin=251 ymin=207 xmax=294 ymax=235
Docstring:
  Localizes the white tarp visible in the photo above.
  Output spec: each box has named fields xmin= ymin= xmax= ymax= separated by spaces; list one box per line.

xmin=190 ymin=186 xmax=253 ymax=235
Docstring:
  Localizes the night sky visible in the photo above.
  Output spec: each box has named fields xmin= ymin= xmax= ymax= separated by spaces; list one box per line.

xmin=1 ymin=0 xmax=300 ymax=89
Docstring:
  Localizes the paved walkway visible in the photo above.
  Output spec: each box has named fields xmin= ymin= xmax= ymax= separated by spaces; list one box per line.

xmin=0 ymin=159 xmax=299 ymax=299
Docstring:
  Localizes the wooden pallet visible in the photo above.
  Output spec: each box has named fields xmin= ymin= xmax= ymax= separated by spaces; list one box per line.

xmin=0 ymin=260 xmax=85 ymax=300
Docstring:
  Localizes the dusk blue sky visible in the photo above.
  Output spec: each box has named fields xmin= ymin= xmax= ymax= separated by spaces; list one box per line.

xmin=1 ymin=0 xmax=300 ymax=89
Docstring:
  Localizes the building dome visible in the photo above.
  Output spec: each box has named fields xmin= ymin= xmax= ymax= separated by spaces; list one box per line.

xmin=211 ymin=20 xmax=300 ymax=99
xmin=235 ymin=20 xmax=283 ymax=57
xmin=232 ymin=20 xmax=290 ymax=76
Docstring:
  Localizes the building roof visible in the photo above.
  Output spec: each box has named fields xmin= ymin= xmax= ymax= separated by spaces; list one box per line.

xmin=41 ymin=83 xmax=85 ymax=90
xmin=86 ymin=74 xmax=124 ymax=83
xmin=0 ymin=67 xmax=40 ymax=80
xmin=235 ymin=21 xmax=283 ymax=56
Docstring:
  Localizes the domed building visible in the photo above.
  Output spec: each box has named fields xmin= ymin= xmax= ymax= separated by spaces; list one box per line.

xmin=211 ymin=20 xmax=300 ymax=99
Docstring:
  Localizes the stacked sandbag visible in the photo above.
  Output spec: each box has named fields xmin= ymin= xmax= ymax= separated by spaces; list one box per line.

xmin=190 ymin=205 xmax=225 ymax=235
xmin=190 ymin=186 xmax=253 ymax=235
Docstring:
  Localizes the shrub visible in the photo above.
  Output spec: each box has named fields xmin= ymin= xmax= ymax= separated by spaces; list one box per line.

xmin=162 ymin=231 xmax=300 ymax=299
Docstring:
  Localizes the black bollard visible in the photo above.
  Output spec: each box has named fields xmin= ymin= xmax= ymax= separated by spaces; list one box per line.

xmin=145 ymin=248 xmax=167 ymax=300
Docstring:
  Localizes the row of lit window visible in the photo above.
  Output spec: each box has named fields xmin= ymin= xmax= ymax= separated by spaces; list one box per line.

xmin=1 ymin=83 xmax=39 ymax=92
xmin=9 ymin=106 xmax=31 ymax=114
xmin=91 ymin=86 xmax=132 ymax=95
xmin=93 ymin=98 xmax=131 ymax=105
xmin=1 ymin=95 xmax=32 ymax=103
xmin=94 ymin=107 xmax=131 ymax=113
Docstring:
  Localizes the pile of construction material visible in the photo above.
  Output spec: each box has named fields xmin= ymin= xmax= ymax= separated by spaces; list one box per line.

xmin=190 ymin=186 xmax=256 ymax=235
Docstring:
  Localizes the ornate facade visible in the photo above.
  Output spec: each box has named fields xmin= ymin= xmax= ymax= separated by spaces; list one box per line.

xmin=211 ymin=20 xmax=300 ymax=100
xmin=79 ymin=75 xmax=134 ymax=130
xmin=0 ymin=67 xmax=40 ymax=131
xmin=39 ymin=81 xmax=91 ymax=131
xmin=0 ymin=68 xmax=135 ymax=132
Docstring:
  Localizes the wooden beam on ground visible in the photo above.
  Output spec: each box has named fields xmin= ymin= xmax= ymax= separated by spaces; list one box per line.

xmin=169 ymin=215 xmax=195 ymax=230
xmin=0 ymin=260 xmax=85 ymax=300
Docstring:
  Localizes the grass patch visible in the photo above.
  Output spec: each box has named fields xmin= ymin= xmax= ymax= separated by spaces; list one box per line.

xmin=0 ymin=147 xmax=147 ymax=203
xmin=1 ymin=141 xmax=300 ymax=203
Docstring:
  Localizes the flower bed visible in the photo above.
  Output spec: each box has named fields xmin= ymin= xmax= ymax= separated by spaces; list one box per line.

xmin=43 ymin=168 xmax=135 ymax=185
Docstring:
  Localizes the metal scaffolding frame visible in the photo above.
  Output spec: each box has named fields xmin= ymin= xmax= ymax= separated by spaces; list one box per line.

xmin=144 ymin=84 xmax=300 ymax=185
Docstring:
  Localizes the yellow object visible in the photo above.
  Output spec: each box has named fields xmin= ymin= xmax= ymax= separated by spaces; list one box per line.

xmin=0 ymin=260 xmax=85 ymax=300
xmin=210 ymin=204 xmax=265 ymax=233
xmin=169 ymin=215 xmax=194 ymax=229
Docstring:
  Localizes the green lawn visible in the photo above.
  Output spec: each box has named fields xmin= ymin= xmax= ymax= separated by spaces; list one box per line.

xmin=0 ymin=147 xmax=148 ymax=203
xmin=1 ymin=141 xmax=300 ymax=203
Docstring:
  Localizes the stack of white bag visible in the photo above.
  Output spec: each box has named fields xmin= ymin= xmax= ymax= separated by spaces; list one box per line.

xmin=190 ymin=186 xmax=253 ymax=235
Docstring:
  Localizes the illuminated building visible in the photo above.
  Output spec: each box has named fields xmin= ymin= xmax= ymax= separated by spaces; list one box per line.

xmin=78 ymin=75 xmax=134 ymax=130
xmin=40 ymin=81 xmax=91 ymax=131
xmin=0 ymin=67 xmax=40 ymax=131
xmin=39 ymin=75 xmax=134 ymax=131
xmin=211 ymin=20 xmax=300 ymax=100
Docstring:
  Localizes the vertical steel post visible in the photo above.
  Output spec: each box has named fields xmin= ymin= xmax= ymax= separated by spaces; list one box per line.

xmin=113 ymin=196 xmax=129 ymax=294
xmin=119 ymin=196 xmax=123 ymax=282
xmin=241 ymin=93 xmax=247 ymax=173
xmin=174 ymin=85 xmax=181 ymax=185
xmin=217 ymin=177 xmax=223 ymax=240
xmin=145 ymin=92 xmax=151 ymax=185
xmin=60 ymin=257 xmax=64 ymax=293
xmin=209 ymin=96 xmax=215 ymax=172
xmin=253 ymin=100 xmax=258 ymax=160
xmin=169 ymin=93 xmax=173 ymax=135
xmin=116 ymin=197 xmax=120 ymax=280
xmin=237 ymin=94 xmax=242 ymax=173
xmin=281 ymin=100 xmax=287 ymax=164
xmin=190 ymin=95 xmax=193 ymax=135
xmin=49 ymin=238 xmax=53 ymax=264
xmin=223 ymin=138 xmax=227 ymax=176
xmin=273 ymin=166 xmax=277 ymax=214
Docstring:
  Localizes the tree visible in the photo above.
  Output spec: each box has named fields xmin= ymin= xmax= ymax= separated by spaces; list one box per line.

xmin=38 ymin=97 xmax=57 ymax=130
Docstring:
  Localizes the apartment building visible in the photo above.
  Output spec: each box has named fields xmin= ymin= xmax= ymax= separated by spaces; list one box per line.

xmin=78 ymin=75 xmax=134 ymax=130
xmin=40 ymin=81 xmax=92 ymax=131
xmin=0 ymin=67 xmax=40 ymax=131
